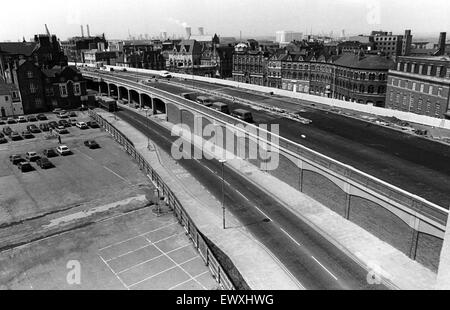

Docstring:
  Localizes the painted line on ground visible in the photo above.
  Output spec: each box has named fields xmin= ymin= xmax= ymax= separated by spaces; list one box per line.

xmin=311 ymin=256 xmax=338 ymax=281
xmin=252 ymin=205 xmax=273 ymax=222
xmin=103 ymin=166 xmax=129 ymax=183
xmin=99 ymin=254 xmax=130 ymax=290
xmin=168 ymin=269 xmax=210 ymax=290
xmin=279 ymin=228 xmax=302 ymax=247
xmin=235 ymin=190 xmax=250 ymax=202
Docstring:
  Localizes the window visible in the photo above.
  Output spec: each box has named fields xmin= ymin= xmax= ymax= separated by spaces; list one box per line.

xmin=435 ymin=103 xmax=441 ymax=116
xmin=29 ymin=83 xmax=37 ymax=94
xmin=428 ymin=86 xmax=433 ymax=95
xmin=438 ymin=87 xmax=443 ymax=97
xmin=417 ymin=98 xmax=423 ymax=111
xmin=412 ymin=82 xmax=417 ymax=90
xmin=27 ymin=71 xmax=33 ymax=78
xmin=35 ymin=98 xmax=42 ymax=107
xmin=59 ymin=84 xmax=68 ymax=97
xmin=402 ymin=95 xmax=407 ymax=106
xmin=409 ymin=96 xmax=414 ymax=109
xmin=396 ymin=93 xmax=400 ymax=103
xmin=420 ymin=84 xmax=424 ymax=92
xmin=73 ymin=83 xmax=81 ymax=96
xmin=426 ymin=100 xmax=431 ymax=113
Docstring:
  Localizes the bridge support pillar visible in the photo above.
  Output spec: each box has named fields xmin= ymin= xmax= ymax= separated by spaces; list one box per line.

xmin=107 ymin=84 xmax=111 ymax=97
xmin=128 ymin=89 xmax=131 ymax=104
xmin=117 ymin=87 xmax=121 ymax=100
xmin=151 ymin=97 xmax=157 ymax=115
xmin=98 ymin=84 xmax=101 ymax=94
xmin=436 ymin=213 xmax=450 ymax=289
xmin=139 ymin=93 xmax=143 ymax=109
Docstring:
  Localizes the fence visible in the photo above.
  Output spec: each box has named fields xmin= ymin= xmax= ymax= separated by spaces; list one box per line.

xmin=88 ymin=110 xmax=235 ymax=290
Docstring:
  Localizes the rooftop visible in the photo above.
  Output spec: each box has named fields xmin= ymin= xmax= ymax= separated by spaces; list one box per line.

xmin=0 ymin=42 xmax=38 ymax=56
xmin=334 ymin=53 xmax=395 ymax=70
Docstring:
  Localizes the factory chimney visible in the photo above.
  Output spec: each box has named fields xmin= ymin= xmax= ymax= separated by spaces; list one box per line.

xmin=87 ymin=24 xmax=90 ymax=37
xmin=198 ymin=27 xmax=204 ymax=36
xmin=185 ymin=27 xmax=191 ymax=39
xmin=435 ymin=32 xmax=447 ymax=56
xmin=80 ymin=25 xmax=84 ymax=38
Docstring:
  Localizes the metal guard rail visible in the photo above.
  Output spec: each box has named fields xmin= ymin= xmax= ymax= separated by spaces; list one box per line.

xmin=89 ymin=109 xmax=235 ymax=290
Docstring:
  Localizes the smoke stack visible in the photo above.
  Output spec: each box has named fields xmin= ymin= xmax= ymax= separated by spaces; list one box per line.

xmin=185 ymin=27 xmax=191 ymax=39
xmin=198 ymin=27 xmax=204 ymax=36
xmin=87 ymin=24 xmax=90 ymax=37
xmin=435 ymin=32 xmax=447 ymax=56
xmin=80 ymin=25 xmax=84 ymax=38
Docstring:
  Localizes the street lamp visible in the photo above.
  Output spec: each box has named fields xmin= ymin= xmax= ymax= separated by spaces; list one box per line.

xmin=219 ymin=159 xmax=227 ymax=229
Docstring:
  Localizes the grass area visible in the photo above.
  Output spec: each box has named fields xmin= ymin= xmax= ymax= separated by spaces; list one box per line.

xmin=199 ymin=232 xmax=250 ymax=290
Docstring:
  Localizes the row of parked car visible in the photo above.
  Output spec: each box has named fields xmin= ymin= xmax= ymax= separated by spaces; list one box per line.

xmin=0 ymin=114 xmax=48 ymax=125
xmin=0 ymin=119 xmax=100 ymax=143
xmin=9 ymin=140 xmax=100 ymax=172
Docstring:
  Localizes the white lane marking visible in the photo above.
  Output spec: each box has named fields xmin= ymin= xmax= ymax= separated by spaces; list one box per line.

xmin=103 ymin=166 xmax=129 ymax=183
xmin=280 ymin=228 xmax=302 ymax=247
xmin=116 ymin=244 xmax=191 ymax=274
xmin=253 ymin=205 xmax=273 ymax=222
xmin=79 ymin=152 xmax=95 ymax=161
xmin=235 ymin=190 xmax=250 ymax=201
xmin=168 ymin=269 xmax=209 ymax=290
xmin=127 ymin=255 xmax=200 ymax=288
xmin=311 ymin=256 xmax=338 ymax=281
xmin=99 ymin=221 xmax=177 ymax=251
xmin=99 ymin=254 xmax=129 ymax=290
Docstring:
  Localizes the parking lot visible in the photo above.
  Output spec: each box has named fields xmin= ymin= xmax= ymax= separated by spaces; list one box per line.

xmin=0 ymin=206 xmax=218 ymax=290
xmin=0 ymin=109 xmax=218 ymax=290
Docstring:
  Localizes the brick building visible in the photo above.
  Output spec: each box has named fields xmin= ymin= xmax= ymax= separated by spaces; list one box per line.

xmin=232 ymin=42 xmax=270 ymax=86
xmin=385 ymin=55 xmax=450 ymax=118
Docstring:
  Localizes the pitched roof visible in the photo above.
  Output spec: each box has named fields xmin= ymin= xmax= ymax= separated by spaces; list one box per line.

xmin=334 ymin=53 xmax=395 ymax=70
xmin=0 ymin=42 xmax=38 ymax=56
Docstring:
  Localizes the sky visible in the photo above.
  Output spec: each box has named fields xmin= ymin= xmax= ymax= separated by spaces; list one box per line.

xmin=1 ymin=0 xmax=449 ymax=41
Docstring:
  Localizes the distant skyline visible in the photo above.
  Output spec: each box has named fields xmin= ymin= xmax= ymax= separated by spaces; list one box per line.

xmin=1 ymin=0 xmax=450 ymax=41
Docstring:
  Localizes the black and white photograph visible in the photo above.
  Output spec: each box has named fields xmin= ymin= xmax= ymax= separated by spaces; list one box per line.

xmin=0 ymin=0 xmax=450 ymax=297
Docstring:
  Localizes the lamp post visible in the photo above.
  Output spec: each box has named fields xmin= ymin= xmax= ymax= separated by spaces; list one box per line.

xmin=146 ymin=108 xmax=150 ymax=149
xmin=219 ymin=159 xmax=227 ymax=229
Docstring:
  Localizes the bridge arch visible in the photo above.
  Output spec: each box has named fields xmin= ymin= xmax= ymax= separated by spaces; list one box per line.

xmin=153 ymin=97 xmax=167 ymax=114
xmin=109 ymin=83 xmax=118 ymax=99
xmin=118 ymin=86 xmax=129 ymax=102
xmin=140 ymin=93 xmax=152 ymax=109
xmin=129 ymin=89 xmax=140 ymax=106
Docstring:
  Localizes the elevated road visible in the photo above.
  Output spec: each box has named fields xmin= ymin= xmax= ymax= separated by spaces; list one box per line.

xmin=94 ymin=70 xmax=450 ymax=209
xmin=116 ymin=106 xmax=387 ymax=290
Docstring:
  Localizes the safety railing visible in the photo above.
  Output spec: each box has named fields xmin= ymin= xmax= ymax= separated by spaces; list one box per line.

xmin=89 ymin=109 xmax=235 ymax=290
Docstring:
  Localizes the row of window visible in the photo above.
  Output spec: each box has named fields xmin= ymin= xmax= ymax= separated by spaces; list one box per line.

xmin=390 ymin=77 xmax=446 ymax=97
xmin=29 ymin=82 xmax=82 ymax=97
xmin=396 ymin=62 xmax=448 ymax=78
xmin=389 ymin=91 xmax=442 ymax=117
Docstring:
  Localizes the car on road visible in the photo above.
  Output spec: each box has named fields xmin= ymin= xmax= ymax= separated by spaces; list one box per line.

xmin=7 ymin=117 xmax=17 ymax=124
xmin=3 ymin=126 xmax=12 ymax=136
xmin=55 ymin=127 xmax=69 ymax=134
xmin=43 ymin=148 xmax=58 ymax=158
xmin=39 ymin=123 xmax=50 ymax=131
xmin=10 ymin=131 xmax=22 ymax=141
xmin=212 ymin=102 xmax=230 ymax=114
xmin=87 ymin=121 xmax=100 ymax=128
xmin=27 ymin=125 xmax=41 ymax=133
xmin=27 ymin=115 xmax=38 ymax=122
xmin=26 ymin=151 xmax=40 ymax=162
xmin=84 ymin=140 xmax=100 ymax=149
xmin=48 ymin=121 xmax=58 ymax=129
xmin=159 ymin=71 xmax=172 ymax=79
xmin=56 ymin=145 xmax=71 ymax=156
xmin=36 ymin=157 xmax=53 ymax=169
xmin=231 ymin=109 xmax=254 ymax=123
xmin=76 ymin=121 xmax=89 ymax=129
xmin=18 ymin=116 xmax=27 ymax=123
xmin=22 ymin=131 xmax=34 ymax=139
xmin=18 ymin=161 xmax=33 ymax=172
xmin=37 ymin=114 xmax=48 ymax=121
xmin=10 ymin=154 xmax=26 ymax=165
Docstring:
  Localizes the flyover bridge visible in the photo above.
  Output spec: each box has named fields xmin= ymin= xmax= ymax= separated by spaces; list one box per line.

xmin=83 ymin=70 xmax=448 ymax=272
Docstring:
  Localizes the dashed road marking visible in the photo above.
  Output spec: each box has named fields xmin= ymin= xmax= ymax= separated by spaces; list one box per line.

xmin=280 ymin=228 xmax=302 ymax=247
xmin=311 ymin=256 xmax=338 ymax=281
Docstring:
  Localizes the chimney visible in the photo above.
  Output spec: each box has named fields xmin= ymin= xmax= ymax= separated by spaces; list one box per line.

xmin=80 ymin=25 xmax=84 ymax=38
xmin=435 ymin=32 xmax=447 ymax=56
xmin=87 ymin=24 xmax=90 ymax=37
xmin=185 ymin=27 xmax=191 ymax=39
xmin=198 ymin=27 xmax=204 ymax=36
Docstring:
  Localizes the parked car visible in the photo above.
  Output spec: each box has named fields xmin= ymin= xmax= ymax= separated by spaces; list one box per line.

xmin=37 ymin=114 xmax=48 ymax=121
xmin=57 ymin=112 xmax=69 ymax=119
xmin=10 ymin=154 xmax=26 ymax=165
xmin=18 ymin=116 xmax=27 ymax=123
xmin=69 ymin=119 xmax=78 ymax=126
xmin=22 ymin=131 xmax=34 ymax=139
xmin=39 ymin=123 xmax=50 ymax=132
xmin=36 ymin=157 xmax=53 ymax=169
xmin=3 ymin=126 xmax=12 ymax=136
xmin=58 ymin=120 xmax=70 ymax=127
xmin=55 ymin=127 xmax=69 ymax=134
xmin=27 ymin=125 xmax=41 ymax=133
xmin=69 ymin=111 xmax=77 ymax=117
xmin=48 ymin=121 xmax=58 ymax=129
xmin=52 ymin=108 xmax=64 ymax=114
xmin=84 ymin=140 xmax=100 ymax=149
xmin=0 ymin=134 xmax=7 ymax=144
xmin=10 ymin=131 xmax=22 ymax=141
xmin=87 ymin=121 xmax=100 ymax=128
xmin=27 ymin=115 xmax=38 ymax=122
xmin=76 ymin=122 xmax=89 ymax=129
xmin=26 ymin=151 xmax=40 ymax=162
xmin=43 ymin=148 xmax=58 ymax=158
xmin=0 ymin=119 xmax=5 ymax=125
xmin=56 ymin=145 xmax=71 ymax=156
xmin=7 ymin=117 xmax=17 ymax=124
xmin=18 ymin=161 xmax=33 ymax=172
